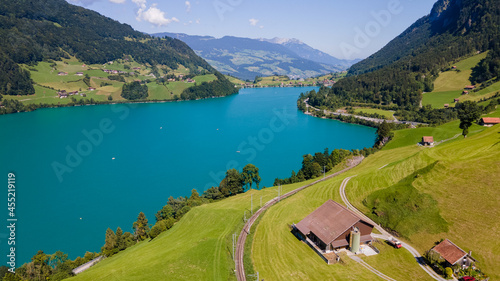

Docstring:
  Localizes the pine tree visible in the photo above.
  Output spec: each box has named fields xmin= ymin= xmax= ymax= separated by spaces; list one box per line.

xmin=102 ymin=228 xmax=116 ymax=256
xmin=132 ymin=212 xmax=149 ymax=241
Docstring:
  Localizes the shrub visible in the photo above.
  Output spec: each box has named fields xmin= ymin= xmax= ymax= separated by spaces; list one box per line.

xmin=445 ymin=267 xmax=453 ymax=279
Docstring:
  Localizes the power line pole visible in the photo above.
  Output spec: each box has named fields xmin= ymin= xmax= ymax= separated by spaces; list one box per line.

xmin=248 ymin=272 xmax=259 ymax=281
xmin=232 ymin=233 xmax=236 ymax=261
xmin=260 ymin=196 xmax=262 ymax=208
xmin=251 ymin=194 xmax=253 ymax=215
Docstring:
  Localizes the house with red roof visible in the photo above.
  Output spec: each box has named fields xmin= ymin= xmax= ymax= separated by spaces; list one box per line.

xmin=422 ymin=136 xmax=434 ymax=146
xmin=294 ymin=200 xmax=374 ymax=254
xmin=431 ymin=239 xmax=476 ymax=269
xmin=480 ymin=117 xmax=500 ymax=127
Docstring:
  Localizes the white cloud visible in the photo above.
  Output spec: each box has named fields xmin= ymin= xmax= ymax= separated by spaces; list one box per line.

xmin=109 ymin=0 xmax=126 ymax=3
xmin=259 ymin=25 xmax=264 ymax=29
xmin=195 ymin=19 xmax=200 ymax=24
xmin=249 ymin=18 xmax=259 ymax=26
xmin=185 ymin=1 xmax=191 ymax=13
xmin=133 ymin=0 xmax=178 ymax=27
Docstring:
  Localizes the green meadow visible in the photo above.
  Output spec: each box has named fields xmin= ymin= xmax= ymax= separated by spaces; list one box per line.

xmin=423 ymin=52 xmax=499 ymax=108
xmin=353 ymin=107 xmax=395 ymax=120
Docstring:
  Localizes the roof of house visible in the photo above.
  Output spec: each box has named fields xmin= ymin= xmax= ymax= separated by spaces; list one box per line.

xmin=482 ymin=117 xmax=500 ymax=124
xmin=423 ymin=136 xmax=434 ymax=143
xmin=432 ymin=239 xmax=468 ymax=265
xmin=295 ymin=200 xmax=373 ymax=245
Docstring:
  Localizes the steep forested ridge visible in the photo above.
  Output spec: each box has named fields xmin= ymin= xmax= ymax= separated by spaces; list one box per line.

xmin=0 ymin=0 xmax=222 ymax=96
xmin=317 ymin=0 xmax=500 ymax=109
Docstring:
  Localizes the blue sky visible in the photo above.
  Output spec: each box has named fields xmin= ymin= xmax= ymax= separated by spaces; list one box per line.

xmin=67 ymin=0 xmax=438 ymax=60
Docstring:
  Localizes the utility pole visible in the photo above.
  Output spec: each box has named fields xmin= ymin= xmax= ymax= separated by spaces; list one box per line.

xmin=324 ymin=165 xmax=326 ymax=179
xmin=248 ymin=272 xmax=259 ymax=281
xmin=251 ymin=194 xmax=253 ymax=215
xmin=232 ymin=233 xmax=236 ymax=261
xmin=260 ymin=196 xmax=262 ymax=208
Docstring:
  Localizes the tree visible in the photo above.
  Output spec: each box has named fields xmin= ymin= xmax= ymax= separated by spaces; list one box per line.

xmin=155 ymin=205 xmax=174 ymax=222
xmin=132 ymin=212 xmax=149 ymax=241
xmin=457 ymin=101 xmax=481 ymax=137
xmin=242 ymin=164 xmax=261 ymax=190
xmin=115 ymin=227 xmax=124 ymax=250
xmin=220 ymin=169 xmax=244 ymax=195
xmin=149 ymin=220 xmax=167 ymax=240
xmin=49 ymin=251 xmax=68 ymax=271
xmin=102 ymin=228 xmax=117 ymax=256
xmin=376 ymin=121 xmax=394 ymax=146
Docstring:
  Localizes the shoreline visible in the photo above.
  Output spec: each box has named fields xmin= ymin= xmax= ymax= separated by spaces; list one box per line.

xmin=0 ymin=92 xmax=238 ymax=116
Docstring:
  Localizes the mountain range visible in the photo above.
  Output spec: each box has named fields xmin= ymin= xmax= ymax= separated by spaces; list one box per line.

xmin=323 ymin=0 xmax=500 ymax=108
xmin=153 ymin=33 xmax=357 ymax=80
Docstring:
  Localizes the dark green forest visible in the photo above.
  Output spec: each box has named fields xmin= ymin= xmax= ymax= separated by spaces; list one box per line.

xmin=121 ymin=82 xmax=148 ymax=100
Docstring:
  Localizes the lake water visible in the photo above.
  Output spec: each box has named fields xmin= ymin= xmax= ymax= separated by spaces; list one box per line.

xmin=0 ymin=87 xmax=376 ymax=265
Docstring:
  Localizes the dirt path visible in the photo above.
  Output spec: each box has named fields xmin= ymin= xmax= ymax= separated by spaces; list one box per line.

xmin=339 ymin=177 xmax=447 ymax=281
xmin=235 ymin=156 xmax=364 ymax=281
xmin=72 ymin=256 xmax=103 ymax=275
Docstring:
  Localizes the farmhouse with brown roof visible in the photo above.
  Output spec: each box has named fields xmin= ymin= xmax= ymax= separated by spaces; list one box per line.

xmin=480 ymin=117 xmax=500 ymax=127
xmin=431 ymin=239 xmax=476 ymax=269
xmin=422 ymin=136 xmax=434 ymax=146
xmin=464 ymin=85 xmax=476 ymax=90
xmin=294 ymin=200 xmax=374 ymax=254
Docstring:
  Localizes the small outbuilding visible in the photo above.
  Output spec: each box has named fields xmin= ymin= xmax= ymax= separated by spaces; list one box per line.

xmin=464 ymin=85 xmax=476 ymax=90
xmin=454 ymin=98 xmax=460 ymax=103
xmin=422 ymin=136 xmax=434 ymax=146
xmin=480 ymin=117 xmax=500 ymax=127
xmin=430 ymin=239 xmax=476 ymax=269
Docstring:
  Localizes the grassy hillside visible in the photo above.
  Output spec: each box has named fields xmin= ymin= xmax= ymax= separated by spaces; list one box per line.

xmin=68 ymin=176 xmax=333 ymax=281
xmin=422 ymin=52 xmax=499 ymax=108
xmin=2 ymin=56 xmax=224 ymax=107
xmin=252 ymin=115 xmax=499 ymax=280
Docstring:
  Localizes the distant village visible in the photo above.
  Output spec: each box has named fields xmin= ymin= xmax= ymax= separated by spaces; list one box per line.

xmin=56 ymin=62 xmax=195 ymax=99
xmin=239 ymin=78 xmax=337 ymax=89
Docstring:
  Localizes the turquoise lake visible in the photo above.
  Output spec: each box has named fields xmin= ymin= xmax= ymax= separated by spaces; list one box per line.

xmin=0 ymin=86 xmax=376 ymax=265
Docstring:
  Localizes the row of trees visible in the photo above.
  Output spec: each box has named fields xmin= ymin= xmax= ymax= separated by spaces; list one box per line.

xmin=273 ymin=148 xmax=353 ymax=186
xmin=0 ymin=251 xmax=100 ymax=281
